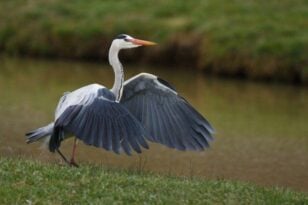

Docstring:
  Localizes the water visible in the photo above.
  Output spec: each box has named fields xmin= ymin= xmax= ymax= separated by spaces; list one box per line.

xmin=0 ymin=57 xmax=307 ymax=192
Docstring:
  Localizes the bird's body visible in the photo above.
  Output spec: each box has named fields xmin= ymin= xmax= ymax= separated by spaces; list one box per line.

xmin=26 ymin=34 xmax=214 ymax=166
xmin=55 ymin=84 xmax=107 ymax=119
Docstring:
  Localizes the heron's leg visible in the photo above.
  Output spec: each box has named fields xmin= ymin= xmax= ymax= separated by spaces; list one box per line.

xmin=69 ymin=138 xmax=79 ymax=167
xmin=56 ymin=148 xmax=69 ymax=164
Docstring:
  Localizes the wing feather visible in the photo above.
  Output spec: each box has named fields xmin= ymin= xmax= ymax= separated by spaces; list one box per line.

xmin=94 ymin=116 xmax=103 ymax=148
xmin=164 ymin=101 xmax=186 ymax=150
xmin=159 ymin=106 xmax=175 ymax=149
xmin=121 ymin=73 xmax=214 ymax=151
xmin=119 ymin=119 xmax=132 ymax=155
xmin=148 ymin=98 xmax=159 ymax=141
xmin=50 ymin=87 xmax=148 ymax=154
xmin=163 ymin=101 xmax=180 ymax=149
xmin=111 ymin=118 xmax=120 ymax=154
xmin=104 ymin=119 xmax=113 ymax=151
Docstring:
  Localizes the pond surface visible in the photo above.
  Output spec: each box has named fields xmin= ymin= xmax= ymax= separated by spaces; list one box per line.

xmin=0 ymin=57 xmax=307 ymax=192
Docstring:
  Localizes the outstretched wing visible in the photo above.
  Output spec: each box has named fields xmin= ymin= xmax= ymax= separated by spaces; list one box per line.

xmin=51 ymin=85 xmax=148 ymax=155
xmin=120 ymin=73 xmax=214 ymax=151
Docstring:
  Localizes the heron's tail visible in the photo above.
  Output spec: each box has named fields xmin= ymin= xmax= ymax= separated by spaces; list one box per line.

xmin=26 ymin=123 xmax=54 ymax=143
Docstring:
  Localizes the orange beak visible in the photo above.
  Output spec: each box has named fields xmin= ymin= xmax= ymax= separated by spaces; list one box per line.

xmin=130 ymin=38 xmax=157 ymax=46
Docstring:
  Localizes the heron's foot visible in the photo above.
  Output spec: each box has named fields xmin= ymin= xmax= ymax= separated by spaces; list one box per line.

xmin=69 ymin=159 xmax=79 ymax=168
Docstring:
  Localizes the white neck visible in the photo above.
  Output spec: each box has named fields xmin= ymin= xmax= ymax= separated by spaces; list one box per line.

xmin=109 ymin=42 xmax=124 ymax=102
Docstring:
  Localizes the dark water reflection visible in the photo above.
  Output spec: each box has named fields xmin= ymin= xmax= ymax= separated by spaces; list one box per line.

xmin=0 ymin=57 xmax=307 ymax=192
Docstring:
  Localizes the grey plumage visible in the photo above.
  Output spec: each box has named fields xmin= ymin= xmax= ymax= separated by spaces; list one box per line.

xmin=121 ymin=73 xmax=214 ymax=151
xmin=27 ymin=86 xmax=149 ymax=155
xmin=26 ymin=123 xmax=54 ymax=143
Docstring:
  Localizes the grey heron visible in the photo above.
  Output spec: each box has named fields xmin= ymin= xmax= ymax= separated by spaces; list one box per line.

xmin=26 ymin=34 xmax=214 ymax=167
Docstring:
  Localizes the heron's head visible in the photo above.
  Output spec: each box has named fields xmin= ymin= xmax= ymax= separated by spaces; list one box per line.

xmin=112 ymin=34 xmax=156 ymax=49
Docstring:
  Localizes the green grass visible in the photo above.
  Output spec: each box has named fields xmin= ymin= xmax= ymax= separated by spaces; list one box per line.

xmin=0 ymin=158 xmax=307 ymax=204
xmin=0 ymin=0 xmax=307 ymax=83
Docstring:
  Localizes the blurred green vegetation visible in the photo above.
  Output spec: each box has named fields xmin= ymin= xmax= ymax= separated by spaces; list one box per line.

xmin=0 ymin=0 xmax=307 ymax=83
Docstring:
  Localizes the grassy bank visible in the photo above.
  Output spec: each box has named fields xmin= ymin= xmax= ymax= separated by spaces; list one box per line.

xmin=0 ymin=158 xmax=307 ymax=204
xmin=0 ymin=0 xmax=307 ymax=83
